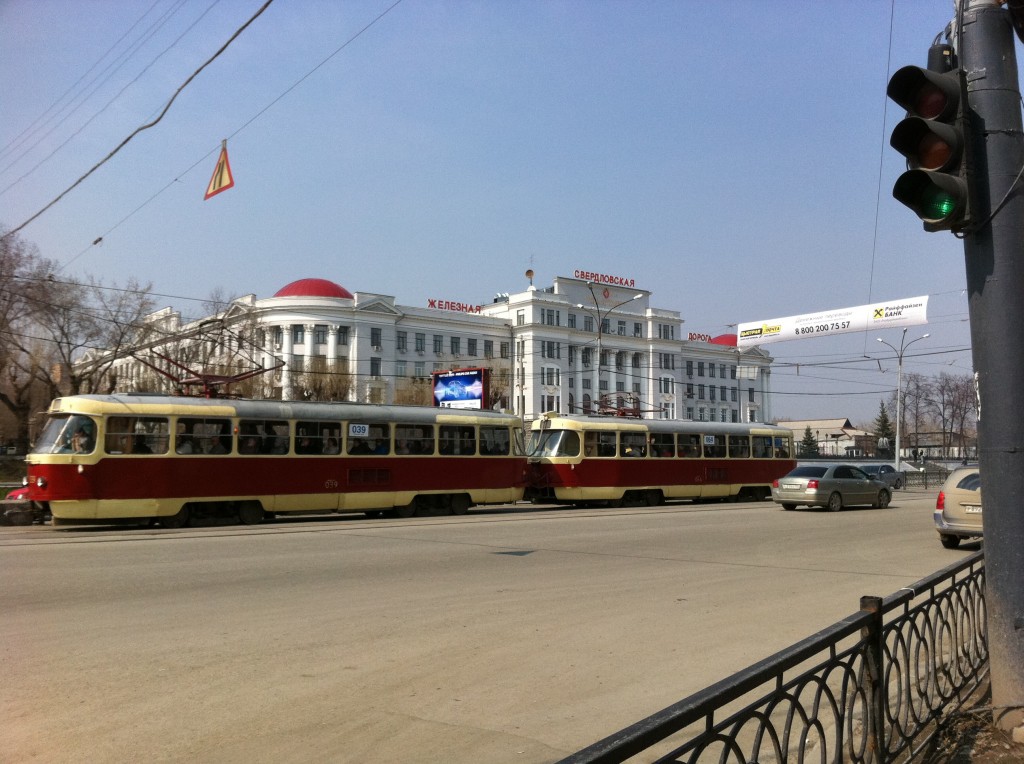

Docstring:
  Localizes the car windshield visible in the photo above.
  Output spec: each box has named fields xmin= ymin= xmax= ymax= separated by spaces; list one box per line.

xmin=786 ymin=466 xmax=828 ymax=478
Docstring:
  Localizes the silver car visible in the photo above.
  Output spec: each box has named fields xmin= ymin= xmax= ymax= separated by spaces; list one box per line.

xmin=934 ymin=467 xmax=982 ymax=549
xmin=772 ymin=463 xmax=892 ymax=511
xmin=860 ymin=463 xmax=905 ymax=490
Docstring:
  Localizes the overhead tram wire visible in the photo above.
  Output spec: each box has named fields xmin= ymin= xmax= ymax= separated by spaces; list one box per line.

xmin=0 ymin=0 xmax=224 ymax=196
xmin=0 ymin=0 xmax=163 ymax=163
xmin=3 ymin=0 xmax=406 ymax=272
xmin=1 ymin=0 xmax=276 ymax=243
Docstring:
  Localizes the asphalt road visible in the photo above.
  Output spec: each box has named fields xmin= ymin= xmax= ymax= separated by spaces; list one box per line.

xmin=0 ymin=490 xmax=975 ymax=763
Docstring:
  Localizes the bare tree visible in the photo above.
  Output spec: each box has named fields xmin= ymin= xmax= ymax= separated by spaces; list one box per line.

xmin=294 ymin=356 xmax=354 ymax=401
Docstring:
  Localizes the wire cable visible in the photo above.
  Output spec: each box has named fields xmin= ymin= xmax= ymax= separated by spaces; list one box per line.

xmin=1 ymin=0 xmax=275 ymax=242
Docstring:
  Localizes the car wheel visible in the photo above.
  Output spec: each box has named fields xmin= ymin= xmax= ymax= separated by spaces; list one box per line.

xmin=781 ymin=503 xmax=797 ymax=511
xmin=826 ymin=492 xmax=843 ymax=512
xmin=940 ymin=534 xmax=961 ymax=549
xmin=874 ymin=490 xmax=891 ymax=509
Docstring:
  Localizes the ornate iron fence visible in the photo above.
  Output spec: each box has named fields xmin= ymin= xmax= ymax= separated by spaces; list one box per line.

xmin=559 ymin=550 xmax=986 ymax=764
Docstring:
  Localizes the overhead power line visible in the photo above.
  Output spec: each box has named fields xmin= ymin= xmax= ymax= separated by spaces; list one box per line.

xmin=1 ymin=0 xmax=275 ymax=242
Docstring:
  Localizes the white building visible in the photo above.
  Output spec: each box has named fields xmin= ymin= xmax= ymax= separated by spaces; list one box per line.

xmin=105 ymin=273 xmax=776 ymax=424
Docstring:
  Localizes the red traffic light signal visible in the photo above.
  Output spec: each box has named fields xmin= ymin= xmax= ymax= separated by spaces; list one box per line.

xmin=887 ymin=50 xmax=972 ymax=232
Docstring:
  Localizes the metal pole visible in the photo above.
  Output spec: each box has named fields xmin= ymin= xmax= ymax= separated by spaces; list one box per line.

xmin=960 ymin=0 xmax=1024 ymax=732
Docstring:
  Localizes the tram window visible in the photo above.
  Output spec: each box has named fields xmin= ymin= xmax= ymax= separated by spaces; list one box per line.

xmin=752 ymin=436 xmax=774 ymax=458
xmin=33 ymin=414 xmax=98 ymax=455
xmin=677 ymin=434 xmax=701 ymax=458
xmin=534 ymin=429 xmax=579 ymax=457
xmin=620 ymin=432 xmax=647 ymax=457
xmin=439 ymin=425 xmax=476 ymax=455
xmin=348 ymin=424 xmax=391 ymax=455
xmin=583 ymin=431 xmax=616 ymax=457
xmin=177 ymin=417 xmax=233 ymax=455
xmin=650 ymin=433 xmax=674 ymax=457
xmin=728 ymin=436 xmax=750 ymax=458
xmin=395 ymin=424 xmax=435 ymax=455
xmin=480 ymin=426 xmax=512 ymax=456
xmin=703 ymin=434 xmax=726 ymax=458
xmin=296 ymin=421 xmax=341 ymax=455
xmin=104 ymin=416 xmax=168 ymax=454
xmin=774 ymin=437 xmax=792 ymax=458
xmin=239 ymin=419 xmax=289 ymax=454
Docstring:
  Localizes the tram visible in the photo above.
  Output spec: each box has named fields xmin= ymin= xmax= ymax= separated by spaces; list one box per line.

xmin=24 ymin=394 xmax=526 ymax=527
xmin=524 ymin=413 xmax=796 ymax=506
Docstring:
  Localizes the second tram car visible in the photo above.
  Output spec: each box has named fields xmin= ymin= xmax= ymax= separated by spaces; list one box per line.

xmin=525 ymin=413 xmax=796 ymax=506
xmin=24 ymin=395 xmax=526 ymax=526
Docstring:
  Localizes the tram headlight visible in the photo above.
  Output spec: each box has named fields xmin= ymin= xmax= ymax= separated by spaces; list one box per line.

xmin=34 ymin=476 xmax=47 ymax=489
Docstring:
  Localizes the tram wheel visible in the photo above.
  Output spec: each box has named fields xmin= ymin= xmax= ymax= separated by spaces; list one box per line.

xmin=238 ymin=502 xmax=264 ymax=525
xmin=160 ymin=506 xmax=190 ymax=529
xmin=394 ymin=500 xmax=417 ymax=518
xmin=450 ymin=495 xmax=470 ymax=515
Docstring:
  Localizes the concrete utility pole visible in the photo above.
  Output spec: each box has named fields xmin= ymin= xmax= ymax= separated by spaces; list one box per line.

xmin=960 ymin=0 xmax=1024 ymax=734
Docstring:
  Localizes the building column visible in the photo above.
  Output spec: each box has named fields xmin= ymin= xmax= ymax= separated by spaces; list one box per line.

xmin=281 ymin=324 xmax=294 ymax=401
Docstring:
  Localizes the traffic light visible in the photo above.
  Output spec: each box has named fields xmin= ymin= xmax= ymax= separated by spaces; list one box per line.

xmin=887 ymin=45 xmax=972 ymax=232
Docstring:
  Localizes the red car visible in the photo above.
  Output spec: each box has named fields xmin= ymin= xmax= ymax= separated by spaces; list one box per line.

xmin=6 ymin=486 xmax=29 ymax=501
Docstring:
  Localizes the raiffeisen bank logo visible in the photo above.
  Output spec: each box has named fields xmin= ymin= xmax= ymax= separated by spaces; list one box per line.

xmin=872 ymin=300 xmax=926 ymax=322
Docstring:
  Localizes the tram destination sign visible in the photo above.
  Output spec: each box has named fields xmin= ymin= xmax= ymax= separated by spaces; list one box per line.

xmin=736 ymin=296 xmax=929 ymax=347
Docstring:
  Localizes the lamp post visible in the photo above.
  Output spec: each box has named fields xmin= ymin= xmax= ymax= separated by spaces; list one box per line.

xmin=877 ymin=328 xmax=929 ymax=468
xmin=576 ymin=283 xmax=642 ymax=413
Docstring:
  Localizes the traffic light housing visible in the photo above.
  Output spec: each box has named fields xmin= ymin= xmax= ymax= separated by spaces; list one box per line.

xmin=887 ymin=47 xmax=972 ymax=232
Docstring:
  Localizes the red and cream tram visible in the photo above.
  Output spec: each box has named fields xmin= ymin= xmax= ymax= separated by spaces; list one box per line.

xmin=24 ymin=395 xmax=526 ymax=527
xmin=525 ymin=413 xmax=796 ymax=506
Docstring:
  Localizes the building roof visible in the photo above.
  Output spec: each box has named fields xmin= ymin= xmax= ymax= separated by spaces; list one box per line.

xmin=273 ymin=278 xmax=353 ymax=299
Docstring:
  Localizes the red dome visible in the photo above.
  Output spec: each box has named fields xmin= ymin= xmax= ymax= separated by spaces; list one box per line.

xmin=273 ymin=278 xmax=353 ymax=299
xmin=710 ymin=333 xmax=738 ymax=346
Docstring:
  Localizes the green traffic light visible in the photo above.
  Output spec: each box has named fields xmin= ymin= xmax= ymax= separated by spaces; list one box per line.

xmin=921 ymin=187 xmax=958 ymax=220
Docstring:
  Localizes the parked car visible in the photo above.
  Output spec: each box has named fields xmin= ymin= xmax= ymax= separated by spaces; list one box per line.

xmin=5 ymin=486 xmax=29 ymax=501
xmin=771 ymin=464 xmax=892 ymax=511
xmin=934 ymin=467 xmax=982 ymax=549
xmin=860 ymin=463 xmax=905 ymax=489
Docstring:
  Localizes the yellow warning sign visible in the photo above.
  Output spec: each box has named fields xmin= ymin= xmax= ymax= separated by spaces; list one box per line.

xmin=204 ymin=141 xmax=234 ymax=200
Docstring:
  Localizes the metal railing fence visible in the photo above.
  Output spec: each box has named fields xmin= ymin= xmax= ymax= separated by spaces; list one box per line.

xmin=559 ymin=550 xmax=986 ymax=764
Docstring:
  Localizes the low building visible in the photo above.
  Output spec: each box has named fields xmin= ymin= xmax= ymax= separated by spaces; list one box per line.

xmin=96 ymin=272 xmax=777 ymax=424
xmin=777 ymin=418 xmax=876 ymax=458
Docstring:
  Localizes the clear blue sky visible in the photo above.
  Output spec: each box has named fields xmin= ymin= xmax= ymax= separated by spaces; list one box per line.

xmin=2 ymin=0 xmax=1001 ymax=425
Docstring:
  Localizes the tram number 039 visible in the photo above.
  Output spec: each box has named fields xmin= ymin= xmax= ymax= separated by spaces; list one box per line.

xmin=795 ymin=321 xmax=851 ymax=336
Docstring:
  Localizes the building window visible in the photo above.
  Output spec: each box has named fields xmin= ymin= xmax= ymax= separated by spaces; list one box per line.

xmin=720 ymin=364 xmax=727 ymax=378
xmin=709 ymin=363 xmax=716 ymax=378
xmin=273 ymin=326 xmax=283 ymax=345
xmin=710 ymin=386 xmax=717 ymax=402
xmin=467 ymin=338 xmax=477 ymax=357
xmin=314 ymin=325 xmax=328 ymax=345
xmin=484 ymin=339 xmax=493 ymax=358
xmin=568 ymin=313 xmax=577 ymax=329
xmin=686 ymin=407 xmax=694 ymax=419
xmin=450 ymin=337 xmax=461 ymax=355
xmin=697 ymin=361 xmax=705 ymax=376
xmin=583 ymin=316 xmax=594 ymax=333
xmin=370 ymin=357 xmax=381 ymax=377
xmin=601 ymin=318 xmax=610 ymax=335
xmin=396 ymin=331 xmax=407 ymax=352
xmin=338 ymin=326 xmax=349 ymax=345
xmin=433 ymin=334 xmax=443 ymax=353
xmin=698 ymin=384 xmax=706 ymax=400
xmin=543 ymin=367 xmax=560 ymax=386
xmin=660 ymin=376 xmax=674 ymax=394
xmin=370 ymin=328 xmax=382 ymax=348
xmin=686 ymin=359 xmax=693 ymax=377
xmin=415 ymin=332 xmax=425 ymax=352
xmin=292 ymin=325 xmax=304 ymax=344
xmin=414 ymin=361 xmax=425 ymax=378
xmin=731 ymin=365 xmax=737 ymax=379
xmin=500 ymin=342 xmax=510 ymax=359
xmin=633 ymin=322 xmax=643 ymax=338
xmin=395 ymin=360 xmax=407 ymax=377
xmin=749 ymin=387 xmax=755 ymax=402
xmin=516 ymin=309 xmax=525 ymax=326
xmin=543 ymin=309 xmax=560 ymax=326
xmin=720 ymin=385 xmax=727 ymax=401
xmin=617 ymin=320 xmax=626 ymax=336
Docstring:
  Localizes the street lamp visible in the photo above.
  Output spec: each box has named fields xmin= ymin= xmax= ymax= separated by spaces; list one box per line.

xmin=576 ymin=283 xmax=643 ymax=413
xmin=877 ymin=328 xmax=930 ymax=469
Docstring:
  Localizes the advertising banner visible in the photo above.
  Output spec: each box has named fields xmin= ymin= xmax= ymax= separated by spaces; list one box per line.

xmin=737 ymin=296 xmax=929 ymax=348
xmin=432 ymin=368 xmax=488 ymax=409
